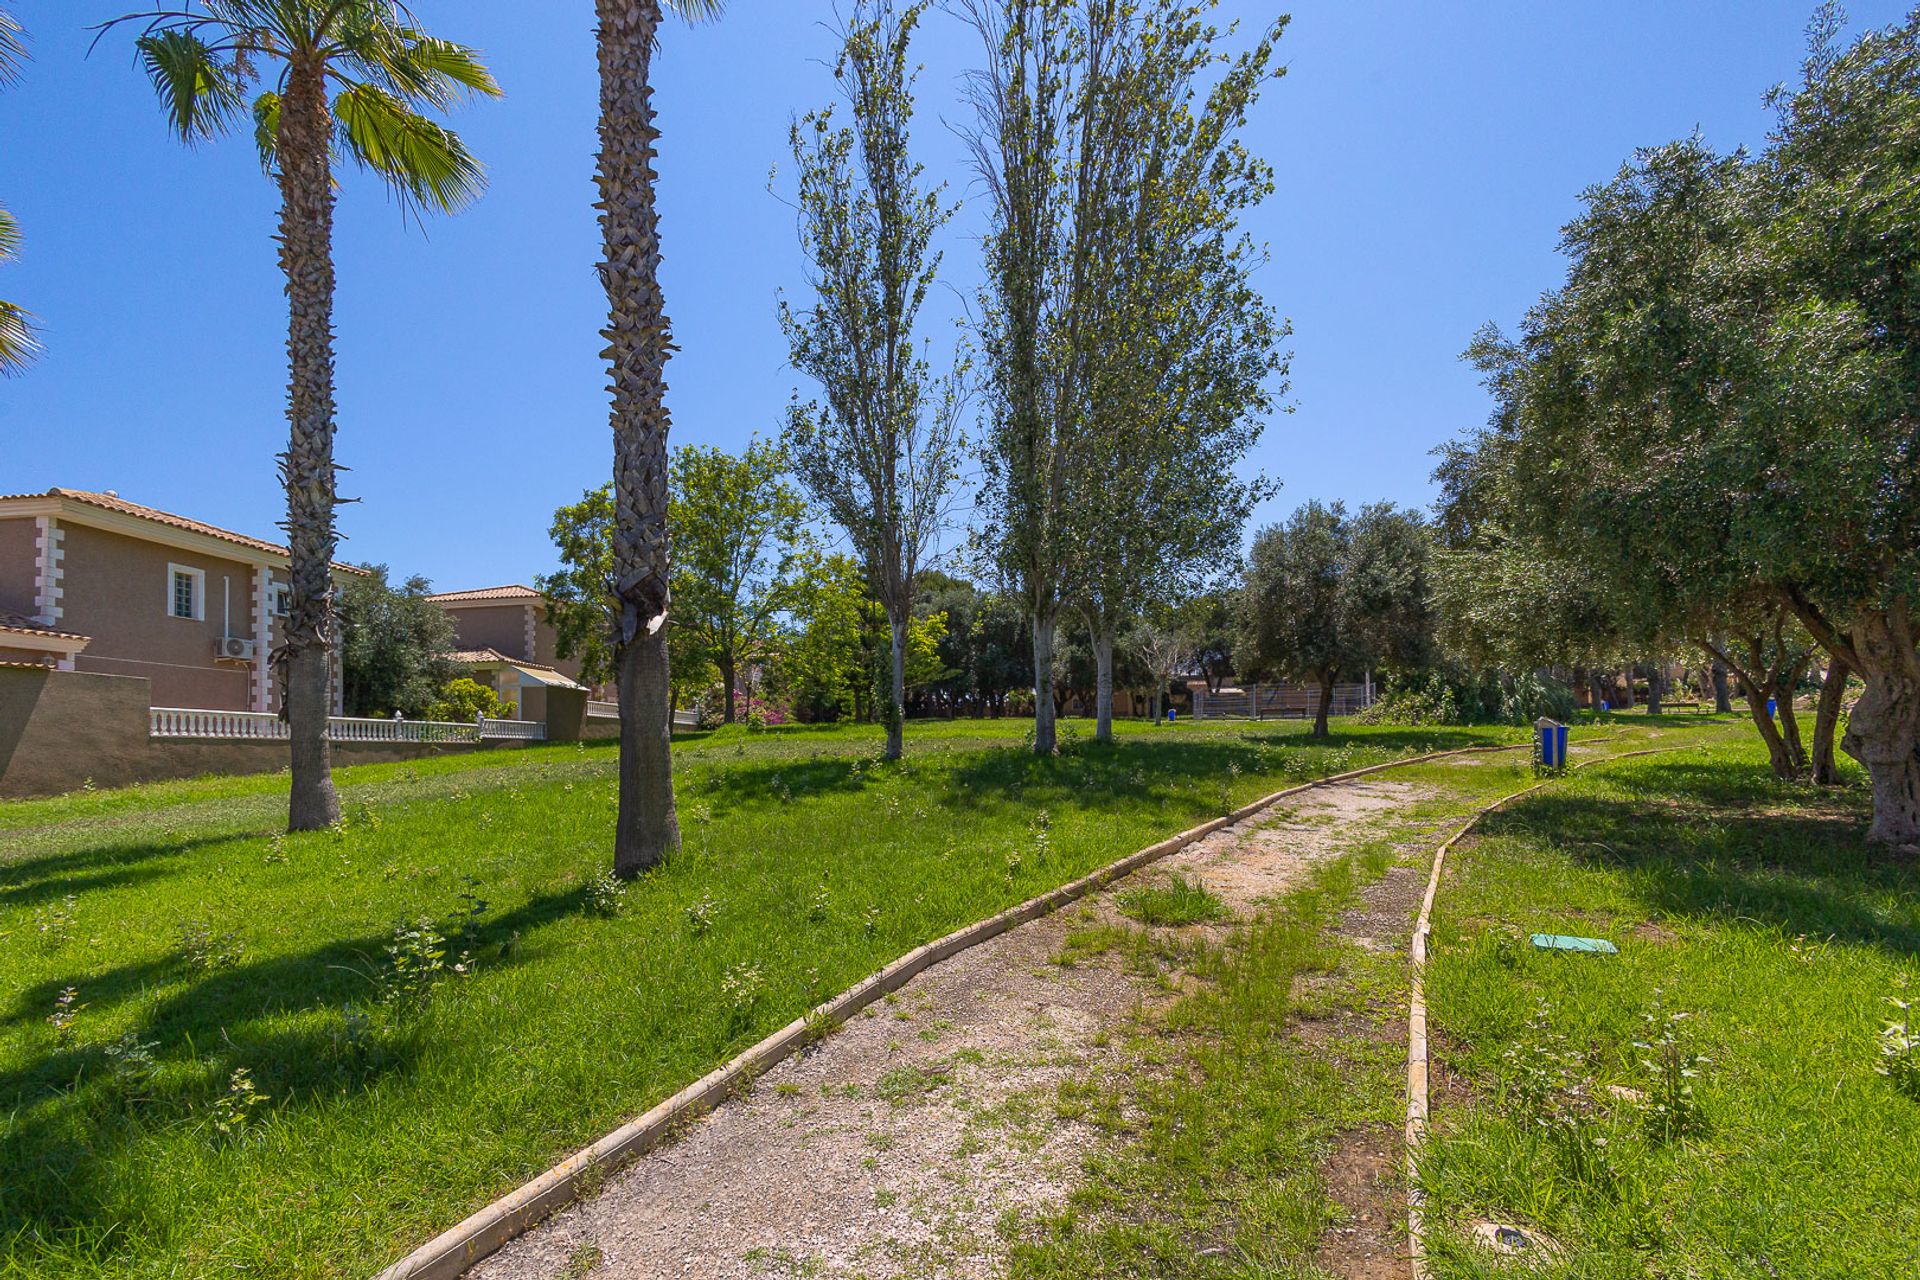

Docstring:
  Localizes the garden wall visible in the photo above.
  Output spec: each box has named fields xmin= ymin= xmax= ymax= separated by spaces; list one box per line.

xmin=0 ymin=667 xmax=495 ymax=801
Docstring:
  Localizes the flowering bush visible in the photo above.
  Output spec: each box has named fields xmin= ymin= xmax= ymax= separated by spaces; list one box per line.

xmin=731 ymin=693 xmax=790 ymax=728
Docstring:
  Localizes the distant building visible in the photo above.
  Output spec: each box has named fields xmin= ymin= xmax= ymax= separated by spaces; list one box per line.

xmin=428 ymin=584 xmax=600 ymax=716
xmin=0 ymin=488 xmax=360 ymax=712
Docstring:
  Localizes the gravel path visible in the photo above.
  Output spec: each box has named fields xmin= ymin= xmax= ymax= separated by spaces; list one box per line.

xmin=471 ymin=778 xmax=1424 ymax=1280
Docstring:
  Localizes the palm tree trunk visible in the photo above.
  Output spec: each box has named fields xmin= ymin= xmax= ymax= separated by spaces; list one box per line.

xmin=599 ymin=0 xmax=680 ymax=877
xmin=275 ymin=56 xmax=341 ymax=833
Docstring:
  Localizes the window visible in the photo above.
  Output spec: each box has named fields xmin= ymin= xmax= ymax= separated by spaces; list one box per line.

xmin=271 ymin=585 xmax=291 ymax=618
xmin=167 ymin=564 xmax=204 ymax=621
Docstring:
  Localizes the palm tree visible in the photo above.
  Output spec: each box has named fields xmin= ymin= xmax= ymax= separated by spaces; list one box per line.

xmin=101 ymin=2 xmax=499 ymax=831
xmin=1 ymin=6 xmax=39 ymax=376
xmin=596 ymin=0 xmax=722 ymax=877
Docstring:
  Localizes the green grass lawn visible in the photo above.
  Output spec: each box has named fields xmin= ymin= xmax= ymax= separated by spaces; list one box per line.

xmin=1422 ymin=738 xmax=1920 ymax=1278
xmin=0 ymin=715 xmax=1532 ymax=1279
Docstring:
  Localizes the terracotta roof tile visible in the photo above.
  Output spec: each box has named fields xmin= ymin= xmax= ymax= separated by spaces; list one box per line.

xmin=447 ymin=647 xmax=515 ymax=665
xmin=0 ymin=611 xmax=90 ymax=642
xmin=0 ymin=488 xmax=369 ymax=573
xmin=428 ymin=585 xmax=542 ymax=603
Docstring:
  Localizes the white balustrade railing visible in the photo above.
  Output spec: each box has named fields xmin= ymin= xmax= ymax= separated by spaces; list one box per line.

xmin=329 ymin=716 xmax=480 ymax=744
xmin=478 ymin=717 xmax=545 ymax=741
xmin=586 ymin=699 xmax=619 ymax=719
xmin=151 ymin=708 xmax=492 ymax=744
xmin=149 ymin=707 xmax=288 ymax=740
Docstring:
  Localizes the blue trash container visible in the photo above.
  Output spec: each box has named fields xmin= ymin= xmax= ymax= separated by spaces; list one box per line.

xmin=1167 ymin=709 xmax=1176 ymax=723
xmin=1536 ymin=718 xmax=1568 ymax=769
xmin=1599 ymin=700 xmax=1609 ymax=713
xmin=1766 ymin=698 xmax=1776 ymax=718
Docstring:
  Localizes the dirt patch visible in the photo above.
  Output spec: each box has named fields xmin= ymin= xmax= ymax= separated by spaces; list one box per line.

xmin=1315 ymin=1125 xmax=1408 ymax=1280
xmin=1297 ymin=830 xmax=1456 ymax=1280
xmin=470 ymin=780 xmax=1432 ymax=1280
xmin=1632 ymin=920 xmax=1681 ymax=946
xmin=1167 ymin=781 xmax=1419 ymax=914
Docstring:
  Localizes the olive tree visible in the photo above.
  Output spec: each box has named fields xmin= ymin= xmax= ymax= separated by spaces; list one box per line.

xmin=1242 ymin=501 xmax=1432 ymax=738
xmin=1445 ymin=11 xmax=1920 ymax=838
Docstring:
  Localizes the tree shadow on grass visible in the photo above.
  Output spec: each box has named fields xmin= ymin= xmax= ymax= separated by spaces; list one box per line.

xmin=1483 ymin=777 xmax=1920 ymax=959
xmin=0 ymin=880 xmax=599 ymax=1254
xmin=1234 ymin=725 xmax=1511 ymax=754
xmin=1 ymin=882 xmax=595 ymax=1094
xmin=691 ymin=754 xmax=882 ymax=814
xmin=938 ymin=735 xmax=1297 ymax=817
xmin=0 ymin=833 xmax=242 ymax=906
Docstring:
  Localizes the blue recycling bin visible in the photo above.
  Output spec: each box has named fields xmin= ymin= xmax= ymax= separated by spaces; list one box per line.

xmin=1599 ymin=700 xmax=1609 ymax=713
xmin=1536 ymin=718 xmax=1569 ymax=769
xmin=1167 ymin=709 xmax=1176 ymax=723
xmin=1766 ymin=698 xmax=1777 ymax=718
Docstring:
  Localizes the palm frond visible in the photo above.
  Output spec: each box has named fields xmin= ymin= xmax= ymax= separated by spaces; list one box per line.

xmin=0 ymin=299 xmax=40 ymax=376
xmin=0 ymin=204 xmax=19 ymax=262
xmin=665 ymin=0 xmax=728 ymax=22
xmin=340 ymin=26 xmax=500 ymax=109
xmin=0 ymin=8 xmax=27 ymax=89
xmin=137 ymin=29 xmax=246 ymax=141
xmin=333 ymin=83 xmax=487 ymax=214
xmin=252 ymin=90 xmax=281 ymax=171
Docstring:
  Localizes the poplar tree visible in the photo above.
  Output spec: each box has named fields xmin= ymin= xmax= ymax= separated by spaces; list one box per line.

xmin=1063 ymin=1 xmax=1285 ymax=742
xmin=783 ymin=0 xmax=965 ymax=762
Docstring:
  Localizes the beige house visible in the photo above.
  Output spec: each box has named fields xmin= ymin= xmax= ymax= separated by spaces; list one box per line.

xmin=0 ymin=488 xmax=359 ymax=713
xmin=429 ymin=584 xmax=599 ymax=716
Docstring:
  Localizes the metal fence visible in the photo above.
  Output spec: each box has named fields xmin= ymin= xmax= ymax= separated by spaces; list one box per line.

xmin=1190 ymin=682 xmax=1373 ymax=721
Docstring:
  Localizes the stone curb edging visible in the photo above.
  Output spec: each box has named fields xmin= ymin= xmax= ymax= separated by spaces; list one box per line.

xmin=374 ymin=737 xmax=1538 ymax=1280
xmin=1404 ymin=744 xmax=1692 ymax=1280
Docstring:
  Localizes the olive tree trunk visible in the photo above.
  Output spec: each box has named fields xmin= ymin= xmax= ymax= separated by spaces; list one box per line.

xmin=1711 ymin=659 xmax=1733 ymax=714
xmin=1312 ymin=669 xmax=1335 ymax=739
xmin=1740 ymin=684 xmax=1801 ymax=780
xmin=275 ymin=56 xmax=341 ymax=833
xmin=599 ymin=0 xmax=680 ymax=877
xmin=1812 ymin=651 xmax=1850 ymax=786
xmin=1832 ymin=611 xmax=1920 ymax=846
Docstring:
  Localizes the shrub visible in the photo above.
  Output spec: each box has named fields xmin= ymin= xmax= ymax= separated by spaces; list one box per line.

xmin=1500 ymin=671 xmax=1577 ymax=726
xmin=377 ymin=918 xmax=467 ymax=1011
xmin=1880 ymin=975 xmax=1920 ymax=1099
xmin=585 ymin=871 xmax=627 ymax=918
xmin=423 ymin=678 xmax=515 ymax=725
xmin=175 ymin=920 xmax=244 ymax=973
xmin=1633 ymin=994 xmax=1710 ymax=1138
xmin=210 ymin=1066 xmax=269 ymax=1143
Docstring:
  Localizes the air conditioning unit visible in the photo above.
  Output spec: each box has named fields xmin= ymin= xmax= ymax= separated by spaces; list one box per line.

xmin=216 ymin=636 xmax=257 ymax=662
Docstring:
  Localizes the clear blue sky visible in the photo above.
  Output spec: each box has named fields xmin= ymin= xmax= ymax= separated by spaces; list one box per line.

xmin=4 ymin=1 xmax=1903 ymax=591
